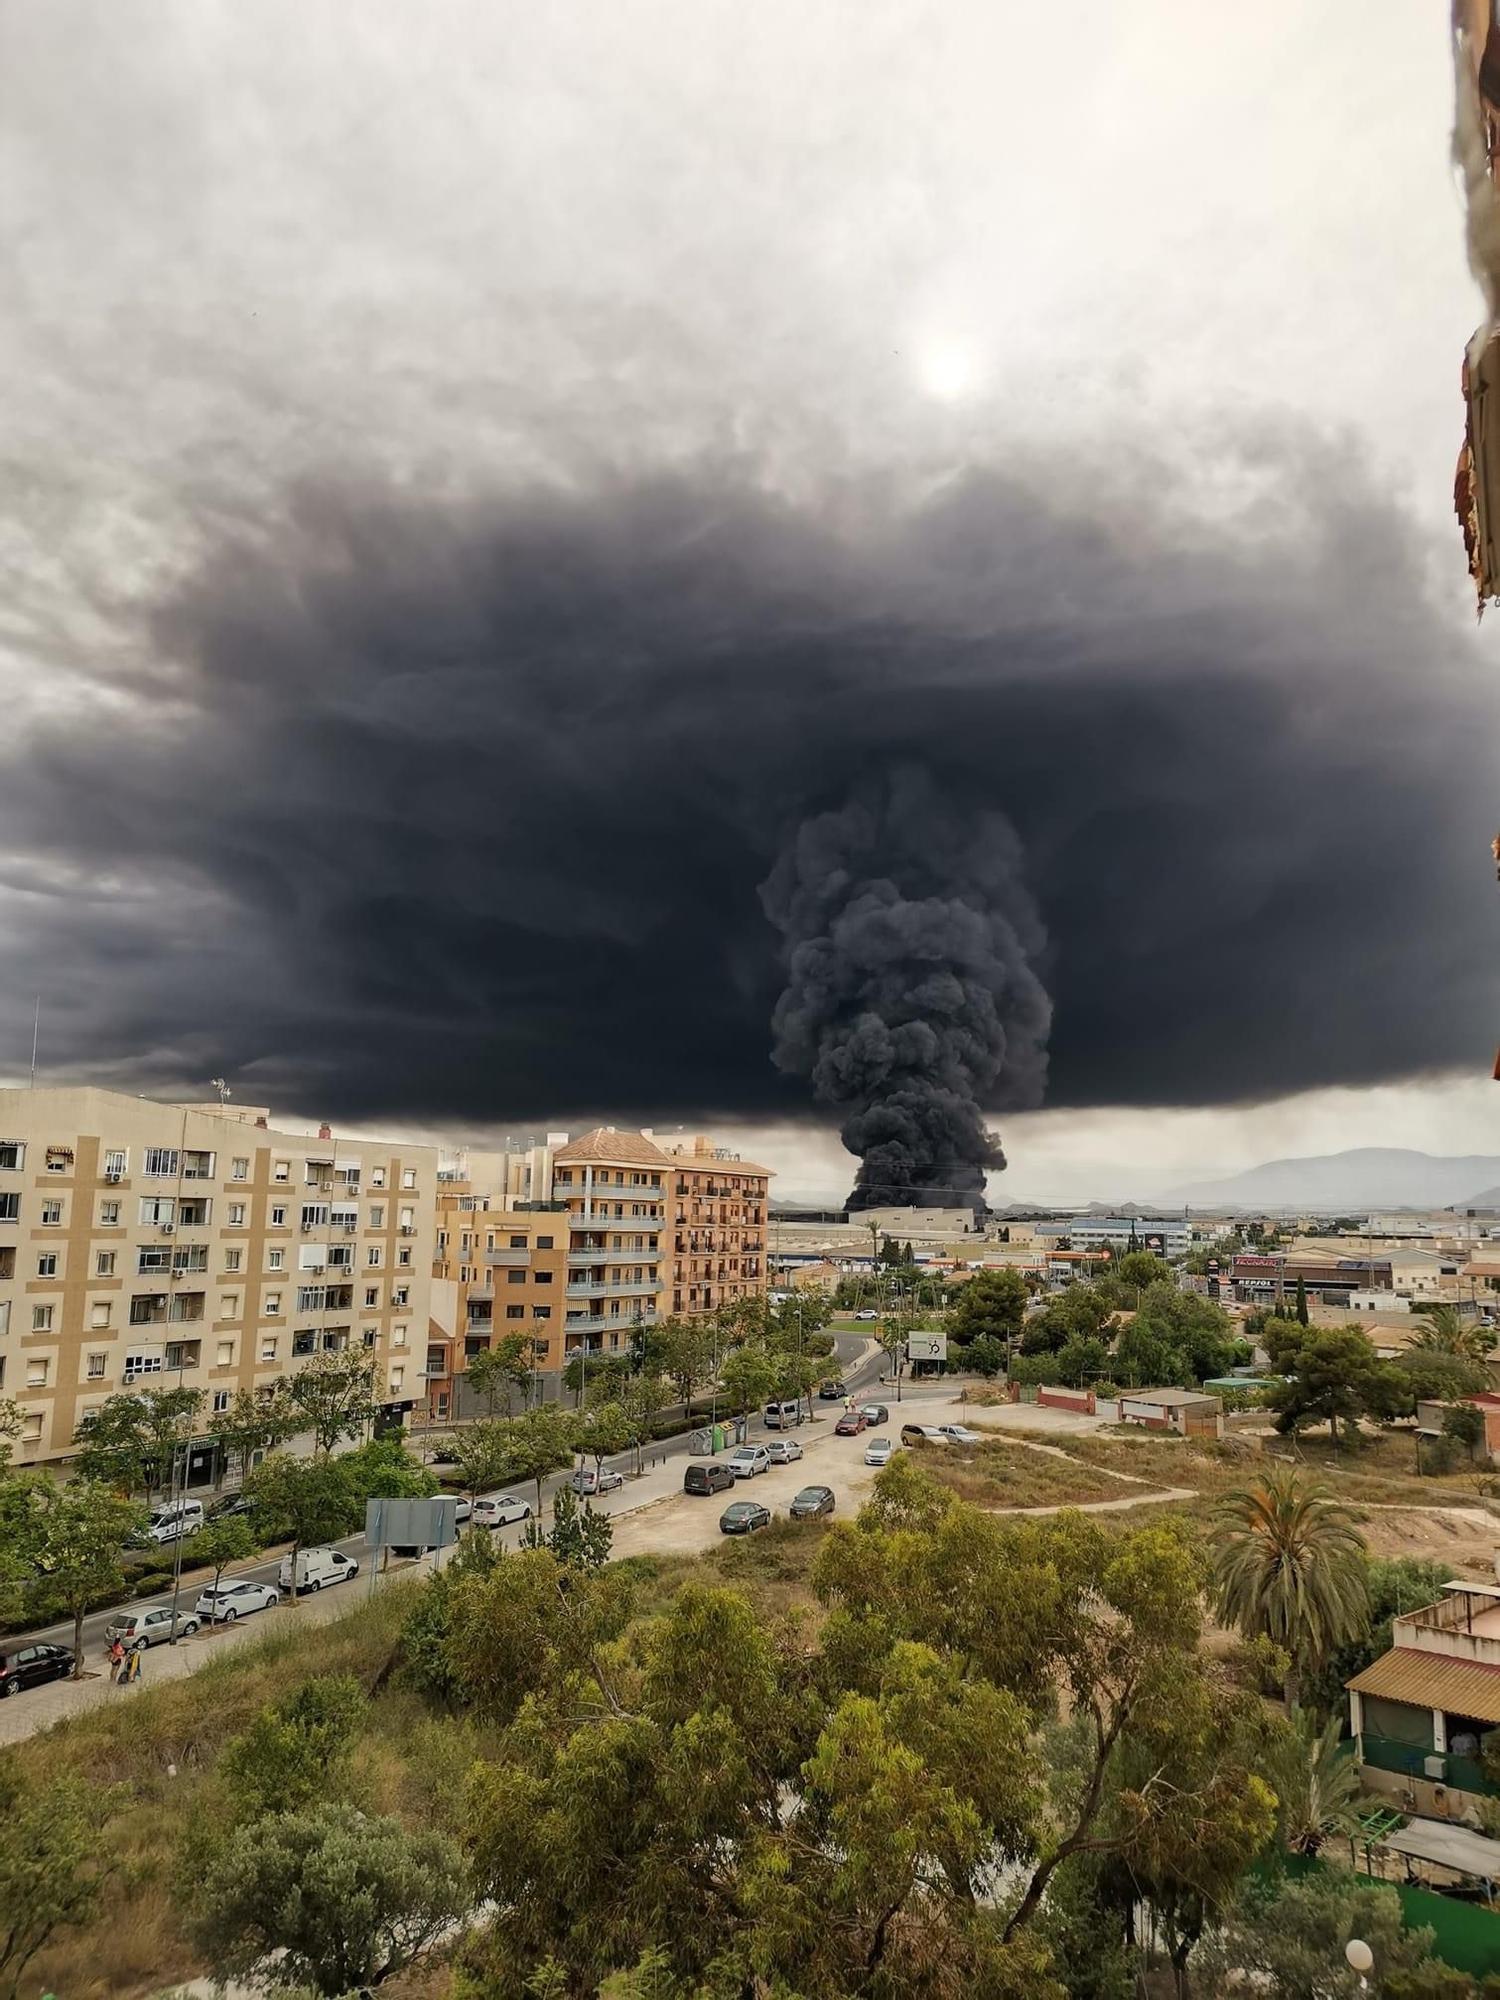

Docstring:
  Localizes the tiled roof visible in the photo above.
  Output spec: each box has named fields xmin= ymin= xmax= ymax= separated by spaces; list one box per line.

xmin=668 ymin=1156 xmax=773 ymax=1180
xmin=552 ymin=1128 xmax=672 ymax=1168
xmin=1349 ymin=1647 xmax=1500 ymax=1724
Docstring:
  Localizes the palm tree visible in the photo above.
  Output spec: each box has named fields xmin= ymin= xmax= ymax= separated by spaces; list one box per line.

xmin=1410 ymin=1303 xmax=1493 ymax=1361
xmin=1270 ymin=1709 xmax=1363 ymax=1857
xmin=1210 ymin=1469 xmax=1369 ymax=1707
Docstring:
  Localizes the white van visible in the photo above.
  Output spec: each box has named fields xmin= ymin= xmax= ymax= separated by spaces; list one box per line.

xmin=143 ymin=1498 xmax=204 ymax=1545
xmin=763 ymin=1400 xmax=804 ymax=1430
xmin=277 ymin=1546 xmax=359 ymax=1595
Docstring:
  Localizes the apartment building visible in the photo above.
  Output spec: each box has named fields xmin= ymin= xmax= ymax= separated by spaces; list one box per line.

xmin=659 ymin=1134 xmax=770 ymax=1318
xmin=427 ymin=1159 xmax=565 ymax=1419
xmin=0 ymin=1086 xmax=437 ymax=1467
xmin=551 ymin=1130 xmax=669 ymax=1362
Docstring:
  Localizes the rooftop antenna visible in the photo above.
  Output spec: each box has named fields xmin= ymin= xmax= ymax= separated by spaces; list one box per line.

xmin=29 ymin=996 xmax=39 ymax=1086
xmin=211 ymin=1077 xmax=231 ymax=1106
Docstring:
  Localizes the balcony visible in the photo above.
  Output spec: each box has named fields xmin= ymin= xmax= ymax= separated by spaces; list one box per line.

xmin=486 ymin=1248 xmax=530 ymax=1268
xmin=1393 ymin=1588 xmax=1500 ymax=1669
xmin=467 ymin=1284 xmax=494 ymax=1303
xmin=565 ymin=1280 xmax=659 ymax=1300
xmin=569 ymin=1212 xmax=661 ymax=1231
xmin=1360 ymin=1734 xmax=1496 ymax=1798
xmin=566 ymin=1308 xmax=658 ymax=1330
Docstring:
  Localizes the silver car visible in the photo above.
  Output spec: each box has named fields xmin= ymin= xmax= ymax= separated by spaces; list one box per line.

xmin=764 ymin=1438 xmax=804 ymax=1466
xmin=105 ymin=1603 xmax=201 ymax=1650
xmin=570 ymin=1466 xmax=625 ymax=1496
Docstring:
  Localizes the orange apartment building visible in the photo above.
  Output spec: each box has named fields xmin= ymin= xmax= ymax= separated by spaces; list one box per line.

xmin=426 ymin=1167 xmax=566 ymax=1420
xmin=658 ymin=1135 xmax=771 ymax=1318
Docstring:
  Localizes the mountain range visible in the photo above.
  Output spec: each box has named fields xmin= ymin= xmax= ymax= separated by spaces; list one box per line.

xmin=1160 ymin=1148 xmax=1500 ymax=1213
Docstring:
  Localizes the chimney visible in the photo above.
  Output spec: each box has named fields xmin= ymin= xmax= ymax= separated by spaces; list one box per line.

xmin=318 ymin=1122 xmax=332 ymax=1140
xmin=255 ymin=1115 xmax=268 ymax=1129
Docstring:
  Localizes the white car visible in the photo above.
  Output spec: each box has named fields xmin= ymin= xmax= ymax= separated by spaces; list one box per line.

xmin=473 ymin=1493 xmax=532 ymax=1529
xmin=453 ymin=1495 xmax=473 ymax=1525
xmin=864 ymin=1436 xmax=896 ymax=1468
xmin=195 ymin=1579 xmax=279 ymax=1623
xmin=937 ymin=1424 xmax=983 ymax=1446
xmin=764 ymin=1438 xmax=804 ymax=1466
xmin=570 ymin=1466 xmax=626 ymax=1496
xmin=854 ymin=1309 xmax=879 ymax=1322
xmin=729 ymin=1444 xmax=771 ymax=1479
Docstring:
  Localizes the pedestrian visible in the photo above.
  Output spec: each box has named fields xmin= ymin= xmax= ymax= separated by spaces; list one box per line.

xmin=125 ymin=1646 xmax=143 ymax=1686
xmin=107 ymin=1637 xmax=125 ymax=1684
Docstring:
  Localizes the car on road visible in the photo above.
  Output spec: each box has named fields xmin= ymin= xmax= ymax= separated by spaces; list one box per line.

xmin=834 ymin=1411 xmax=867 ymax=1436
xmin=473 ymin=1493 xmax=533 ymax=1529
xmin=817 ymin=1379 xmax=848 ymax=1399
xmin=0 ymin=1643 xmax=75 ymax=1697
xmin=684 ymin=1460 xmax=737 ymax=1496
xmin=858 ymin=1403 xmax=889 ymax=1426
xmin=854 ymin=1309 xmax=879 ymax=1322
xmin=278 ymin=1546 xmax=359 ymax=1595
xmin=570 ymin=1465 xmax=626 ymax=1496
xmin=864 ymin=1435 xmax=896 ymax=1468
xmin=195 ymin=1579 xmax=279 ymax=1623
xmin=763 ymin=1400 xmax=805 ymax=1429
xmin=452 ymin=1495 xmax=473 ymax=1525
xmin=764 ymin=1438 xmax=804 ymax=1466
xmin=937 ymin=1424 xmax=984 ymax=1446
xmin=135 ymin=1498 xmax=206 ymax=1547
xmin=729 ymin=1444 xmax=771 ymax=1479
xmin=105 ymin=1604 xmax=201 ymax=1650
xmin=900 ymin=1423 xmax=948 ymax=1447
xmin=205 ymin=1492 xmax=257 ymax=1524
xmin=720 ymin=1499 xmax=772 ymax=1535
xmin=789 ymin=1484 xmax=835 ymax=1520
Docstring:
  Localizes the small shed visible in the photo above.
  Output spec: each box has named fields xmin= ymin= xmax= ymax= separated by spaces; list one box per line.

xmin=1117 ymin=1387 xmax=1222 ymax=1436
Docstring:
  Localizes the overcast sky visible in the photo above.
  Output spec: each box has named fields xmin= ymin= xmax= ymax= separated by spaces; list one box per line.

xmin=1 ymin=0 xmax=1495 ymax=1202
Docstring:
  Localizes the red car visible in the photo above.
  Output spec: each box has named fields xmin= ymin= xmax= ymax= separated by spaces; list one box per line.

xmin=834 ymin=1411 xmax=867 ymax=1436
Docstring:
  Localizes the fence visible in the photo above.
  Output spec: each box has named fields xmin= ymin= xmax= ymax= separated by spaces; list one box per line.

xmin=1361 ymin=1733 xmax=1496 ymax=1799
xmin=1274 ymin=1852 xmax=1500 ymax=1977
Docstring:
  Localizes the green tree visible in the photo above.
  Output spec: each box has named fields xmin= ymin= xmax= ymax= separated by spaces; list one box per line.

xmin=1054 ymin=1334 xmax=1110 ymax=1389
xmin=1410 ymin=1303 xmax=1494 ymax=1361
xmin=716 ymin=1341 xmax=777 ymax=1417
xmin=0 ymin=1755 xmax=121 ymax=2000
xmin=966 ymin=1333 xmax=1007 ymax=1377
xmin=1203 ymin=1863 xmax=1438 ymax=2000
xmin=285 ymin=1348 xmax=378 ymax=1456
xmin=1265 ymin=1322 xmax=1395 ymax=1445
xmin=218 ymin=1674 xmax=365 ymax=1820
xmin=207 ymin=1385 xmax=298 ymax=1489
xmin=1269 ymin=1708 xmax=1364 ymax=1856
xmin=185 ymin=1515 xmax=257 ymax=1601
xmin=465 ymin=1332 xmax=532 ymax=1415
xmin=1019 ymin=1283 xmax=1111 ymax=1356
xmin=1299 ymin=1556 xmax=1449 ymax=1720
xmin=24 ymin=1479 xmax=145 ymax=1673
xmin=336 ymin=1435 xmax=437 ymax=1501
xmin=245 ymin=1455 xmax=360 ymax=1606
xmin=445 ymin=1417 xmax=520 ymax=1501
xmin=575 ymin=1398 xmax=631 ymax=1481
xmin=1443 ymin=1401 xmax=1487 ymax=1454
xmin=1210 ymin=1470 xmax=1369 ymax=1705
xmin=644 ymin=1315 xmax=715 ymax=1406
xmin=948 ymin=1267 xmax=1029 ymax=1349
xmin=189 ymin=1800 xmax=470 ymax=1996
xmin=1388 ymin=1346 xmax=1490 ymax=1417
xmin=527 ymin=1484 xmax=614 ymax=1572
xmin=70 ymin=1384 xmax=204 ymax=1500
xmin=495 ymin=1404 xmax=575 ymax=1517
xmin=1117 ymin=1249 xmax=1174 ymax=1297
xmin=0 ymin=1396 xmax=23 ymax=1475
xmin=1295 ymin=1274 xmax=1310 ymax=1326
xmin=619 ymin=1370 xmax=670 ymax=1474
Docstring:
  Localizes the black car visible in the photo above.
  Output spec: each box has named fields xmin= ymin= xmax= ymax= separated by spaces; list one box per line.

xmin=858 ymin=1403 xmax=890 ymax=1427
xmin=0 ymin=1643 xmax=74 ymax=1697
xmin=817 ymin=1379 xmax=847 ymax=1400
xmin=789 ymin=1485 xmax=835 ymax=1520
xmin=720 ymin=1499 xmax=772 ymax=1535
xmin=206 ymin=1491 xmax=257 ymax=1522
xmin=684 ymin=1460 xmax=736 ymax=1496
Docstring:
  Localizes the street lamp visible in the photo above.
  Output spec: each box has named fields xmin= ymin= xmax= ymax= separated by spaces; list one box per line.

xmin=1345 ymin=1938 xmax=1373 ymax=1992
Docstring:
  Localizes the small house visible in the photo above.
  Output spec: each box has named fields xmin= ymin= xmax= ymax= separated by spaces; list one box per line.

xmin=1116 ymin=1387 xmax=1222 ymax=1436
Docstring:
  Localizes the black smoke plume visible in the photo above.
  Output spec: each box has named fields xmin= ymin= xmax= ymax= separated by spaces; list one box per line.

xmin=761 ymin=769 xmax=1051 ymax=1214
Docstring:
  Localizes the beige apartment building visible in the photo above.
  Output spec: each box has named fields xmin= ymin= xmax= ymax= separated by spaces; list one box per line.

xmin=427 ymin=1159 xmax=566 ymax=1420
xmin=0 ymin=1086 xmax=437 ymax=1467
xmin=551 ymin=1129 xmax=669 ymax=1363
xmin=659 ymin=1134 xmax=770 ymax=1318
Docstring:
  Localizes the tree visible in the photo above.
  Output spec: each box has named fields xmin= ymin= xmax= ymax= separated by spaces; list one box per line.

xmin=1210 ymin=1470 xmax=1369 ymax=1705
xmin=218 ymin=1675 xmax=365 ymax=1820
xmin=1264 ymin=1322 xmax=1394 ymax=1445
xmin=716 ymin=1341 xmax=777 ymax=1417
xmin=189 ymin=1800 xmax=470 ymax=1996
xmin=563 ymin=1351 xmax=631 ymax=1408
xmin=966 ymin=1334 xmax=1007 ymax=1378
xmin=1019 ymin=1283 xmax=1110 ymax=1356
xmin=1054 ymin=1334 xmax=1110 ymax=1389
xmin=25 ymin=1479 xmax=145 ymax=1673
xmin=1443 ymin=1400 xmax=1487 ymax=1454
xmin=0 ymin=1397 xmax=22 ymax=1475
xmin=948 ymin=1267 xmax=1029 ymax=1349
xmin=575 ymin=1399 xmax=631 ymax=1479
xmin=70 ymin=1384 xmax=204 ymax=1500
xmin=446 ymin=1417 xmax=521 ymax=1501
xmin=1294 ymin=1275 xmax=1309 ymax=1326
xmin=285 ymin=1348 xmax=378 ymax=1456
xmin=1410 ymin=1303 xmax=1494 ymax=1361
xmin=0 ymin=1755 xmax=121 ymax=2000
xmin=644 ymin=1315 xmax=715 ymax=1407
xmin=465 ymin=1332 xmax=531 ymax=1415
xmin=186 ymin=1515 xmax=256 ymax=1601
xmin=527 ymin=1484 xmax=614 ymax=1572
xmin=1387 ymin=1346 xmax=1489 ymax=1417
xmin=1117 ymin=1250 xmax=1173 ymax=1297
xmin=245 ymin=1455 xmax=360 ymax=1605
xmin=208 ymin=1386 xmax=297 ymax=1490
xmin=619 ymin=1370 xmax=669 ymax=1474
xmin=1269 ymin=1708 xmax=1363 ymax=1856
xmin=336 ymin=1435 xmax=437 ymax=1501
xmin=495 ymin=1404 xmax=575 ymax=1516
xmin=1203 ymin=1864 xmax=1438 ymax=2000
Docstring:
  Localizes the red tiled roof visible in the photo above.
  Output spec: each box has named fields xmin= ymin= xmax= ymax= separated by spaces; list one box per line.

xmin=552 ymin=1128 xmax=672 ymax=1167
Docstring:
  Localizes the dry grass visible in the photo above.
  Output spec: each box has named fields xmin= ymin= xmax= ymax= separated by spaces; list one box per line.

xmin=925 ymin=1439 xmax=1140 ymax=1510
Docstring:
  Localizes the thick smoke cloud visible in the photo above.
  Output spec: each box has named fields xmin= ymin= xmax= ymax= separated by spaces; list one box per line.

xmin=0 ymin=451 xmax=1495 ymax=1146
xmin=761 ymin=770 xmax=1050 ymax=1211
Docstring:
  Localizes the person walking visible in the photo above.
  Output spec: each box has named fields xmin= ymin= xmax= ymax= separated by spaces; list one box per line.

xmin=125 ymin=1646 xmax=143 ymax=1686
xmin=107 ymin=1637 xmax=125 ymax=1685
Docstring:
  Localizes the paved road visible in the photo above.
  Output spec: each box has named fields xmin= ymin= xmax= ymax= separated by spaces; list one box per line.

xmin=3 ymin=1333 xmax=885 ymax=1667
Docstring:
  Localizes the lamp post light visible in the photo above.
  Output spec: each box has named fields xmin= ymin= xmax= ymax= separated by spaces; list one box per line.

xmin=1345 ymin=1938 xmax=1373 ymax=1992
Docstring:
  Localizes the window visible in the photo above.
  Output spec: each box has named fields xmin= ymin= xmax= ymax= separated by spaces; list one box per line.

xmin=399 ymin=1206 xmax=415 ymax=1230
xmin=129 ymin=1294 xmax=166 ymax=1325
xmin=103 ymin=1148 xmax=127 ymax=1177
xmin=532 ymin=1305 xmax=552 ymax=1320
xmin=363 ymin=1327 xmax=377 ymax=1348
xmin=393 ymin=1285 xmax=409 ymax=1308
xmin=231 ymin=1156 xmax=249 ymax=1181
xmin=370 ymin=1169 xmax=386 ymax=1190
xmin=389 ymin=1365 xmax=405 ymax=1392
xmin=212 ymin=1388 xmax=231 ymax=1413
xmin=95 ymin=1249 xmax=115 ymax=1277
xmin=27 ymin=1358 xmax=49 ymax=1387
xmin=509 ymin=1233 xmax=527 ymax=1249
xmin=181 ymin=1149 xmax=214 ymax=1180
xmin=21 ymin=1413 xmax=42 ymax=1443
xmin=533 ymin=1267 xmax=551 ymax=1283
xmin=36 ymin=1253 xmax=56 ymax=1278
xmin=219 ymin=1293 xmax=240 ymax=1320
xmin=402 ymin=1168 xmax=417 ymax=1190
xmin=216 ymin=1339 xmax=234 ymax=1366
xmin=301 ymin=1203 xmax=329 ymax=1230
xmin=143 ymin=1147 xmax=178 ymax=1178
xmin=265 ymin=1292 xmax=282 ymax=1316
xmin=297 ymin=1285 xmax=327 ymax=1313
xmin=90 ymin=1302 xmax=111 ymax=1329
xmin=392 ymin=1323 xmax=408 ymax=1347
xmin=369 ymin=1205 xmax=384 ymax=1228
xmin=41 ymin=1199 xmax=61 ymax=1225
xmin=44 ymin=1146 xmax=72 ymax=1173
xmin=224 ymin=1248 xmax=242 ymax=1272
xmin=227 ymin=1202 xmax=246 ymax=1226
xmin=507 ymin=1268 xmax=526 ymax=1285
xmin=536 ymin=1234 xmax=554 ymax=1250
xmin=139 ymin=1196 xmax=175 ymax=1226
xmin=137 ymin=1245 xmax=171 ymax=1274
xmin=292 ymin=1332 xmax=317 ymax=1357
xmin=366 ymin=1246 xmax=382 ymax=1267
xmin=0 ymin=1302 xmax=7 ymax=1337
xmin=0 ymin=1194 xmax=19 ymax=1222
xmin=364 ymin=1286 xmax=379 ymax=1308
xmin=274 ymin=1160 xmax=290 ymax=1183
xmin=124 ymin=1351 xmax=163 ymax=1375
xmin=260 ymin=1337 xmax=278 ymax=1362
xmin=397 ymin=1246 xmax=411 ymax=1268
xmin=270 ymin=1204 xmax=287 ymax=1227
xmin=0 ymin=1142 xmax=24 ymax=1171
xmin=268 ymin=1247 xmax=284 ymax=1271
xmin=506 ymin=1304 xmax=524 ymax=1320
xmin=87 ymin=1353 xmax=107 ymax=1379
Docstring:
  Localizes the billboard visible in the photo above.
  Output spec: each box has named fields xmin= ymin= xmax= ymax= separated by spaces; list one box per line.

xmin=906 ymin=1331 xmax=948 ymax=1363
xmin=365 ymin=1496 xmax=459 ymax=1552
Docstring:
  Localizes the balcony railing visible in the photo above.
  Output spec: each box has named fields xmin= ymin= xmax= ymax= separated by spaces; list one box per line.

xmin=565 ymin=1280 xmax=660 ymax=1300
xmin=1359 ymin=1734 xmax=1497 ymax=1797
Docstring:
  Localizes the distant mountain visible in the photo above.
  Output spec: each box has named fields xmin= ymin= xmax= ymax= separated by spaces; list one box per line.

xmin=1460 ymin=1184 xmax=1500 ymax=1211
xmin=1164 ymin=1148 xmax=1500 ymax=1213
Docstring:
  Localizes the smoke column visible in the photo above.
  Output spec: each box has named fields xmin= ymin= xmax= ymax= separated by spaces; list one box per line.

xmin=760 ymin=767 xmax=1052 ymax=1215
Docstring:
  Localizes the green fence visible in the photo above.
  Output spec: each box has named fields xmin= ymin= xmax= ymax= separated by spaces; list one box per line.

xmin=1361 ymin=1734 xmax=1497 ymax=1798
xmin=1276 ymin=1851 xmax=1500 ymax=1977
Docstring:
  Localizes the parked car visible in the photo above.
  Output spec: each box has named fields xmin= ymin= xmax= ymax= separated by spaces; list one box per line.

xmin=789 ymin=1484 xmax=835 ymax=1520
xmin=864 ymin=1435 xmax=896 ymax=1468
xmin=729 ymin=1444 xmax=771 ymax=1479
xmin=720 ymin=1499 xmax=772 ymax=1535
xmin=0 ymin=1643 xmax=74 ymax=1697
xmin=854 ymin=1309 xmax=879 ymax=1322
xmin=195 ymin=1579 xmax=279 ymax=1623
xmin=278 ymin=1546 xmax=359 ymax=1595
xmin=105 ymin=1603 xmax=200 ymax=1650
xmin=205 ymin=1491 xmax=257 ymax=1523
xmin=473 ymin=1493 xmax=533 ymax=1529
xmin=858 ymin=1403 xmax=889 ymax=1426
xmin=900 ymin=1423 xmax=947 ymax=1447
xmin=937 ymin=1424 xmax=983 ymax=1446
xmin=834 ymin=1411 xmax=867 ymax=1436
xmin=763 ymin=1400 xmax=804 ymax=1429
xmin=570 ymin=1466 xmax=626 ymax=1496
xmin=452 ymin=1495 xmax=473 ymax=1525
xmin=427 ymin=1445 xmax=460 ymax=1466
xmin=764 ymin=1438 xmax=804 ymax=1466
xmin=684 ymin=1460 xmax=737 ymax=1496
xmin=136 ymin=1498 xmax=206 ymax=1547
xmin=817 ymin=1379 xmax=848 ymax=1400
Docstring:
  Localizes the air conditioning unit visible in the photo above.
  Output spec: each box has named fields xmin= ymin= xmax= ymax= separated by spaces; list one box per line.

xmin=400 ymin=1225 xmax=415 ymax=1236
xmin=1425 ymin=1755 xmax=1447 ymax=1781
xmin=309 ymin=1263 xmax=326 ymax=1275
xmin=160 ymin=1223 xmax=175 ymax=1237
xmin=104 ymin=1171 xmax=121 ymax=1184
